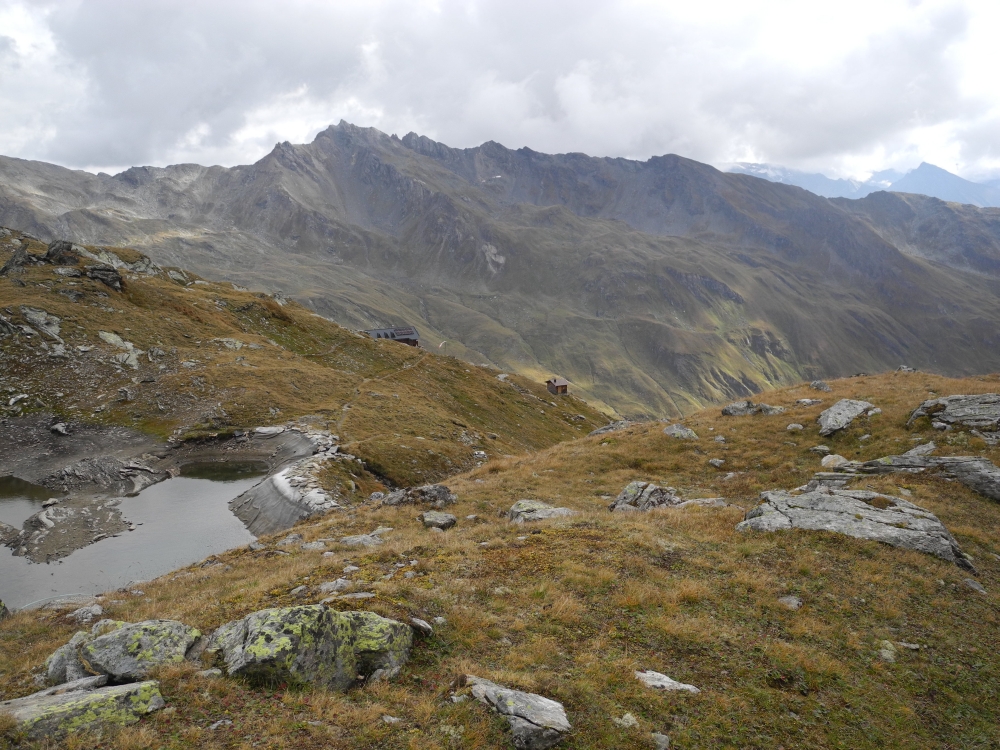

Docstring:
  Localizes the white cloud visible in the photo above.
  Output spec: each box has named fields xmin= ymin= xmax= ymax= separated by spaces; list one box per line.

xmin=0 ymin=0 xmax=997 ymax=180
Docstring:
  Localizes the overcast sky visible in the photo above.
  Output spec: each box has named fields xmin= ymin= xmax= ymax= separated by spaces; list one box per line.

xmin=1 ymin=0 xmax=998 ymax=180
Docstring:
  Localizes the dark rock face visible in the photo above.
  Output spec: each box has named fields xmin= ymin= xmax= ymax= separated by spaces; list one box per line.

xmin=84 ymin=264 xmax=123 ymax=291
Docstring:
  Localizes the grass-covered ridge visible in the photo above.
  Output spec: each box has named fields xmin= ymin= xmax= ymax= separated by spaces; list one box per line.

xmin=0 ymin=228 xmax=607 ymax=487
xmin=3 ymin=370 xmax=1000 ymax=748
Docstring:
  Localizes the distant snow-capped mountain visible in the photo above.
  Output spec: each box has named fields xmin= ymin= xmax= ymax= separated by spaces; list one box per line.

xmin=729 ymin=161 xmax=1000 ymax=207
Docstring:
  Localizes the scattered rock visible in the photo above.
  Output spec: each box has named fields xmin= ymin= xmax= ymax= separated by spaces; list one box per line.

xmin=50 ymin=422 xmax=69 ymax=436
xmin=420 ymin=511 xmax=457 ymax=530
xmin=289 ymin=585 xmax=309 ymax=598
xmin=0 ymin=676 xmax=164 ymax=742
xmin=75 ymin=620 xmax=201 ymax=683
xmin=210 ymin=719 xmax=234 ymax=730
xmin=207 ymin=605 xmax=413 ymax=690
xmin=300 ymin=541 xmax=326 ymax=551
xmin=467 ymin=675 xmax=572 ymax=749
xmin=318 ymin=579 xmax=352 ymax=595
xmin=737 ymin=488 xmax=970 ymax=568
xmin=508 ymin=499 xmax=576 ymax=524
xmin=634 ymin=670 xmax=700 ymax=693
xmin=652 ymin=732 xmax=671 ymax=750
xmin=708 ymin=458 xmax=725 ymax=468
xmin=817 ymin=399 xmax=875 ymax=436
xmin=20 ymin=307 xmax=63 ymax=341
xmin=342 ymin=565 xmax=361 ymax=574
xmin=714 ymin=435 xmax=726 ymax=443
xmin=382 ymin=714 xmax=402 ymax=724
xmin=613 ymin=712 xmax=639 ymax=728
xmin=810 ymin=380 xmax=832 ymax=392
xmin=68 ymin=605 xmax=103 ymax=625
xmin=410 ymin=617 xmax=434 ymax=636
xmin=85 ymin=264 xmax=123 ymax=291
xmin=964 ymin=578 xmax=987 ymax=594
xmin=195 ymin=668 xmax=223 ymax=678
xmin=777 ymin=596 xmax=803 ymax=611
xmin=903 ymin=442 xmax=936 ymax=457
xmin=809 ymin=445 xmax=830 ymax=454
xmin=797 ymin=398 xmax=823 ymax=406
xmin=97 ymin=330 xmax=143 ymax=369
xmin=868 ymin=408 xmax=882 ymax=417
xmin=589 ymin=420 xmax=633 ymax=436
xmin=721 ymin=400 xmax=785 ymax=416
xmin=339 ymin=527 xmax=392 ymax=547
xmin=787 ymin=423 xmax=804 ymax=432
xmin=662 ymin=424 xmax=698 ymax=439
xmin=0 ymin=599 xmax=9 ymax=620
xmin=609 ymin=481 xmax=724 ymax=512
xmin=277 ymin=534 xmax=304 ymax=547
xmin=381 ymin=484 xmax=457 ymax=508
xmin=821 ymin=454 xmax=849 ymax=469
xmin=878 ymin=640 xmax=897 ymax=662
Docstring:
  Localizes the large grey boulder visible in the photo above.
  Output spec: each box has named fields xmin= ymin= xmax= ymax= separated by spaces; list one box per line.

xmin=737 ymin=488 xmax=970 ymax=568
xmin=46 ymin=619 xmax=200 ymax=685
xmin=508 ymin=499 xmax=577 ymax=524
xmin=721 ymin=400 xmax=785 ymax=416
xmin=80 ymin=620 xmax=201 ymax=682
xmin=822 ymin=453 xmax=1000 ymax=503
xmin=419 ymin=511 xmax=457 ymax=530
xmin=467 ymin=675 xmax=571 ymax=749
xmin=207 ymin=605 xmax=412 ymax=691
xmin=908 ymin=393 xmax=1000 ymax=431
xmin=817 ymin=399 xmax=874 ymax=436
xmin=662 ymin=424 xmax=698 ymax=439
xmin=610 ymin=482 xmax=725 ymax=512
xmin=0 ymin=675 xmax=164 ymax=742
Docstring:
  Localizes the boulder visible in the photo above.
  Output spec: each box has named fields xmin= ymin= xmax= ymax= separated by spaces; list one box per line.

xmin=609 ymin=482 xmax=725 ymax=512
xmin=721 ymin=400 xmax=785 ymax=416
xmin=466 ymin=675 xmax=571 ymax=750
xmin=817 ymin=399 xmax=874 ymax=436
xmin=207 ymin=605 xmax=413 ymax=691
xmin=381 ymin=484 xmax=457 ymax=508
xmin=508 ymin=499 xmax=576 ymax=524
xmin=0 ymin=676 xmax=164 ymax=742
xmin=737 ymin=488 xmax=971 ymax=568
xmin=662 ymin=424 xmax=698 ymax=439
xmin=810 ymin=380 xmax=832 ymax=392
xmin=339 ymin=527 xmax=392 ymax=547
xmin=419 ymin=511 xmax=457 ymax=530
xmin=85 ymin=264 xmax=123 ymax=291
xmin=634 ymin=670 xmax=700 ymax=693
xmin=819 ymin=453 xmax=1000 ymax=503
xmin=907 ymin=394 xmax=1000 ymax=434
xmin=820 ymin=454 xmax=849 ymax=469
xmin=80 ymin=620 xmax=201 ymax=682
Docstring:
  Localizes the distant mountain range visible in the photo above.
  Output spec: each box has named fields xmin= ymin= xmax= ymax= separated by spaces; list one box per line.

xmin=729 ymin=161 xmax=1000 ymax=207
xmin=1 ymin=123 xmax=1000 ymax=417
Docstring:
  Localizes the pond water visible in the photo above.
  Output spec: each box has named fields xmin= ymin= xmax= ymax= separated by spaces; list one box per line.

xmin=0 ymin=467 xmax=266 ymax=610
xmin=0 ymin=476 xmax=59 ymax=529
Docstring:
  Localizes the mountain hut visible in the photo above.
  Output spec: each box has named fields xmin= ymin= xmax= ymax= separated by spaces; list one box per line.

xmin=546 ymin=377 xmax=569 ymax=395
xmin=364 ymin=326 xmax=420 ymax=347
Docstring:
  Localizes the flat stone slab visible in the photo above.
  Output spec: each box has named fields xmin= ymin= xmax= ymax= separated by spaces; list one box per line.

xmin=467 ymin=675 xmax=571 ymax=749
xmin=821 ymin=454 xmax=1000 ymax=503
xmin=908 ymin=394 xmax=1000 ymax=431
xmin=817 ymin=399 xmax=874 ymax=436
xmin=0 ymin=677 xmax=164 ymax=742
xmin=635 ymin=670 xmax=700 ymax=693
xmin=508 ymin=499 xmax=576 ymax=524
xmin=737 ymin=488 xmax=970 ymax=568
xmin=207 ymin=605 xmax=412 ymax=691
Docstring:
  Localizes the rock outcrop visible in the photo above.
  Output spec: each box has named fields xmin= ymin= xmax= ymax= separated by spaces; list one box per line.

xmin=508 ymin=499 xmax=577 ymax=523
xmin=737 ymin=488 xmax=971 ymax=568
xmin=908 ymin=394 xmax=1000 ymax=440
xmin=820 ymin=454 xmax=1000 ymax=503
xmin=46 ymin=619 xmax=201 ymax=685
xmin=662 ymin=424 xmax=698 ymax=439
xmin=419 ymin=511 xmax=457 ymax=530
xmin=466 ymin=675 xmax=572 ymax=750
xmin=817 ymin=399 xmax=874 ymax=436
xmin=721 ymin=400 xmax=786 ymax=416
xmin=207 ymin=605 xmax=413 ymax=691
xmin=0 ymin=676 xmax=164 ymax=742
xmin=589 ymin=420 xmax=633 ymax=436
xmin=610 ymin=481 xmax=726 ymax=512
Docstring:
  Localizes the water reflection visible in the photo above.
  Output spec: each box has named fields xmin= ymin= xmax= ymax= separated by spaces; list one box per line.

xmin=179 ymin=461 xmax=268 ymax=482
xmin=0 ymin=472 xmax=266 ymax=609
xmin=0 ymin=476 xmax=59 ymax=528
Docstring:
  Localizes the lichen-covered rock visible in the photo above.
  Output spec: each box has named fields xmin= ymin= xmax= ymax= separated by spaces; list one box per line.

xmin=46 ymin=621 xmax=127 ymax=685
xmin=908 ymin=394 xmax=1000 ymax=431
xmin=508 ymin=499 xmax=576 ymax=524
xmin=80 ymin=620 xmax=201 ymax=682
xmin=817 ymin=399 xmax=874 ymax=436
xmin=737 ymin=488 xmax=970 ymax=568
xmin=467 ymin=675 xmax=571 ymax=749
xmin=207 ymin=605 xmax=413 ymax=691
xmin=0 ymin=676 xmax=164 ymax=742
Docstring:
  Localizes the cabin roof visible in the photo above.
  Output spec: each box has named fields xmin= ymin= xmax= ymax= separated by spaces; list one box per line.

xmin=547 ymin=377 xmax=570 ymax=387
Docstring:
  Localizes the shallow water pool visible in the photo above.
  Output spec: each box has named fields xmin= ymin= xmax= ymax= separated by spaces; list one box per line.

xmin=0 ymin=472 xmax=264 ymax=610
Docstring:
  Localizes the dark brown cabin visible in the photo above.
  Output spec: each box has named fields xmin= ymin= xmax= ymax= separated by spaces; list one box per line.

xmin=546 ymin=377 xmax=569 ymax=395
xmin=363 ymin=326 xmax=420 ymax=347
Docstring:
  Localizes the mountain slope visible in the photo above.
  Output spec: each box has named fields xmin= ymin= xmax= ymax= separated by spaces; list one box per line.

xmin=2 ymin=124 xmax=1000 ymax=416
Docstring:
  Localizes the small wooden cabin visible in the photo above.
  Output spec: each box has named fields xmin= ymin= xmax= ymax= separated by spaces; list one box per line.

xmin=364 ymin=326 xmax=420 ymax=347
xmin=546 ymin=377 xmax=569 ymax=395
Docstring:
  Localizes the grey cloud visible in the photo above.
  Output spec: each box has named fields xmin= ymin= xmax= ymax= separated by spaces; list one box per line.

xmin=1 ymin=0 xmax=992 ymax=177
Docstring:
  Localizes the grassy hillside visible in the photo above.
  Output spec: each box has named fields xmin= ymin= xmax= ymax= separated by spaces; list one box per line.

xmin=3 ymin=370 xmax=999 ymax=748
xmin=0 ymin=228 xmax=607 ymax=487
